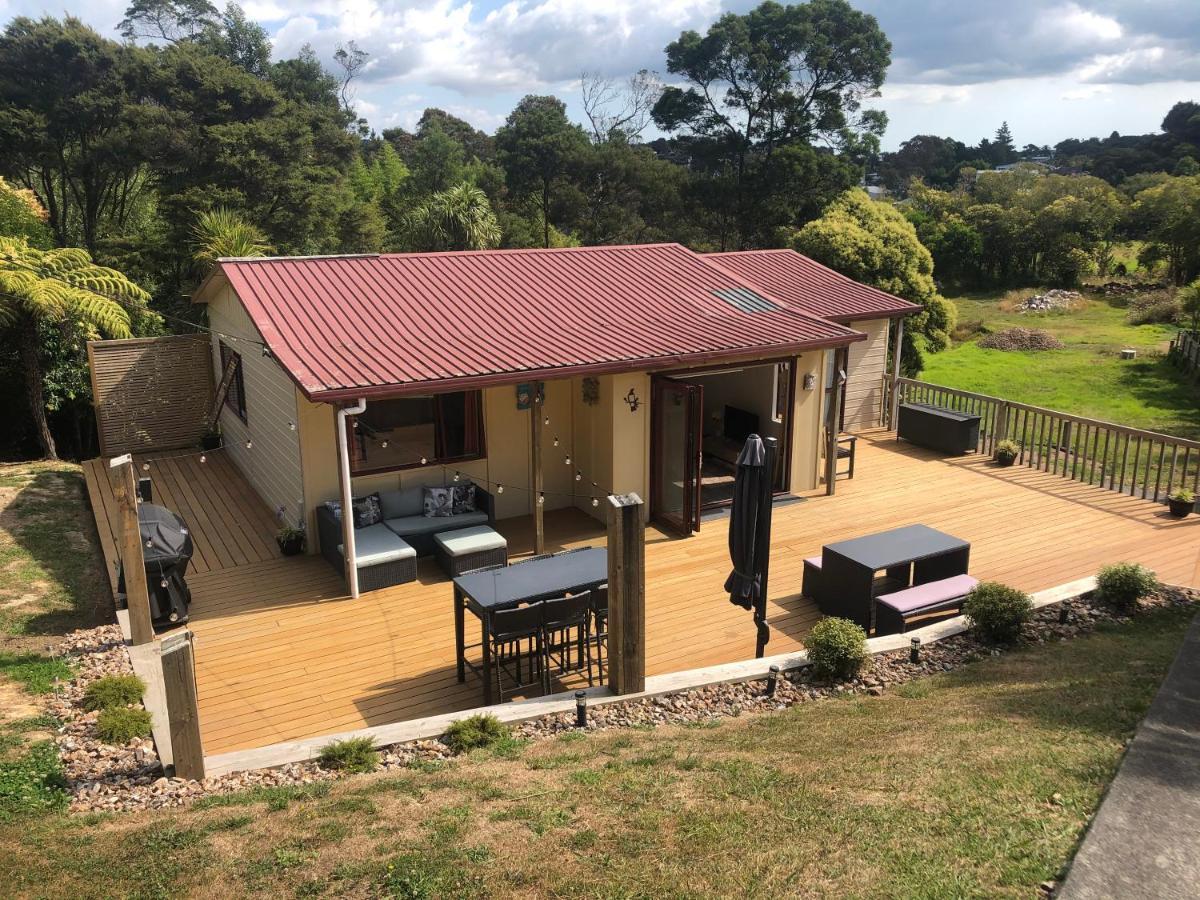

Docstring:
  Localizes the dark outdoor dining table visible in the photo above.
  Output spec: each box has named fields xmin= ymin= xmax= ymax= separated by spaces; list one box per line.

xmin=820 ymin=524 xmax=970 ymax=632
xmin=453 ymin=547 xmax=608 ymax=705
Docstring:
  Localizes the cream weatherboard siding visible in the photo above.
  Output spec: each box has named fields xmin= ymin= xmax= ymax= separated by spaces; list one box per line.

xmin=207 ymin=283 xmax=305 ymax=529
xmin=841 ymin=318 xmax=890 ymax=432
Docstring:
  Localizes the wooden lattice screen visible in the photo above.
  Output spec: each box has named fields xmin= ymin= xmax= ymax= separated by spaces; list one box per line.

xmin=88 ymin=335 xmax=215 ymax=456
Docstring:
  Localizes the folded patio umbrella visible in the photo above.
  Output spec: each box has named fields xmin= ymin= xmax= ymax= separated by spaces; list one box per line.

xmin=724 ymin=434 xmax=766 ymax=611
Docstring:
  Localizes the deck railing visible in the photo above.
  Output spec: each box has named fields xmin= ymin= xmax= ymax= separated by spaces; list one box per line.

xmin=890 ymin=377 xmax=1200 ymax=503
xmin=1171 ymin=330 xmax=1200 ymax=376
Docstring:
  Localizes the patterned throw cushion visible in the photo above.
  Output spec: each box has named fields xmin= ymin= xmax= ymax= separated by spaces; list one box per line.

xmin=423 ymin=487 xmax=455 ymax=517
xmin=452 ymin=483 xmax=477 ymax=514
xmin=352 ymin=493 xmax=383 ymax=529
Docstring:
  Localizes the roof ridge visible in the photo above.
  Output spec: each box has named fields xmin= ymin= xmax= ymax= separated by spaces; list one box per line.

xmin=220 ymin=243 xmax=690 ymax=266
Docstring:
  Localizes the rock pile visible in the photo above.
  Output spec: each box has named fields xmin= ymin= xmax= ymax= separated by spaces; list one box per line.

xmin=1017 ymin=289 xmax=1081 ymax=312
xmin=51 ymin=586 xmax=1197 ymax=813
xmin=979 ymin=327 xmax=1065 ymax=351
xmin=1096 ymin=281 xmax=1166 ymax=296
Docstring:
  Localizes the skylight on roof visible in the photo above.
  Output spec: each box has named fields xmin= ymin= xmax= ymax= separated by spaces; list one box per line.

xmin=712 ymin=286 xmax=779 ymax=313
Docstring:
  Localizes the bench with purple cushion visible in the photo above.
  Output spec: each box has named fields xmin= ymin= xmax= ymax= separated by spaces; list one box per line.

xmin=875 ymin=574 xmax=979 ymax=635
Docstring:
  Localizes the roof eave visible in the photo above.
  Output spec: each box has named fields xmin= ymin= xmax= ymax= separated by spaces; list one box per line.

xmin=191 ymin=266 xmax=228 ymax=305
xmin=303 ymin=332 xmax=865 ymax=405
xmin=833 ymin=304 xmax=923 ymax=323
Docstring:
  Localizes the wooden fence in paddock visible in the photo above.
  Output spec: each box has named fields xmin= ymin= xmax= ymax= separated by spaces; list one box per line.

xmin=88 ymin=335 xmax=214 ymax=457
xmin=1171 ymin=330 xmax=1200 ymax=377
xmin=890 ymin=378 xmax=1200 ymax=504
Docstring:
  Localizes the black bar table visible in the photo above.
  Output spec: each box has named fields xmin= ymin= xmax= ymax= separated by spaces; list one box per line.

xmin=820 ymin=525 xmax=970 ymax=631
xmin=453 ymin=547 xmax=608 ymax=705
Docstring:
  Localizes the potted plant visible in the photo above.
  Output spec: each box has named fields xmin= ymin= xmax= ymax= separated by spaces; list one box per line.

xmin=201 ymin=426 xmax=223 ymax=451
xmin=995 ymin=439 xmax=1020 ymax=467
xmin=277 ymin=525 xmax=306 ymax=556
xmin=1168 ymin=487 xmax=1195 ymax=518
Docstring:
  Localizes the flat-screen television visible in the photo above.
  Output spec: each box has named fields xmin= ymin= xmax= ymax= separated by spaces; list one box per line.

xmin=723 ymin=405 xmax=760 ymax=444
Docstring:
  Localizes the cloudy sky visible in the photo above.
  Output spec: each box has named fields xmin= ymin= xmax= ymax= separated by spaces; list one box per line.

xmin=6 ymin=0 xmax=1200 ymax=148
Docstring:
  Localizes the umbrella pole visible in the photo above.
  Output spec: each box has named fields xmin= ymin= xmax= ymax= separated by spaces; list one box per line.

xmin=754 ymin=437 xmax=778 ymax=658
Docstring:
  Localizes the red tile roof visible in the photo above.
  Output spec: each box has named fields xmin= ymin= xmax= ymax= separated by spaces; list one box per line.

xmin=200 ymin=243 xmax=863 ymax=401
xmin=708 ymin=249 xmax=919 ymax=322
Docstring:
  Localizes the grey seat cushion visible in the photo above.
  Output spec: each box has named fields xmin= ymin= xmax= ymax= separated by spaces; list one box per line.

xmin=378 ymin=487 xmax=424 ymax=520
xmin=434 ymin=525 xmax=507 ymax=556
xmin=338 ymin=523 xmax=416 ymax=568
xmin=384 ymin=510 xmax=489 ymax=537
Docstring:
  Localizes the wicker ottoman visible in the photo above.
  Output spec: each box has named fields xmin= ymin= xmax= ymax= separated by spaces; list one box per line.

xmin=338 ymin=525 xmax=418 ymax=590
xmin=434 ymin=525 xmax=508 ymax=577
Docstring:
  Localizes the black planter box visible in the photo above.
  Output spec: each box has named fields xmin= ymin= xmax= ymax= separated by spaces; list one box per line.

xmin=897 ymin=403 xmax=981 ymax=455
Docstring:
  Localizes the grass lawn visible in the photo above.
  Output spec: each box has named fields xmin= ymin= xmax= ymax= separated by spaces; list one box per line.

xmin=0 ymin=461 xmax=111 ymax=645
xmin=0 ymin=606 xmax=1192 ymax=899
xmin=922 ymin=290 xmax=1200 ymax=439
xmin=0 ymin=462 xmax=107 ymax=827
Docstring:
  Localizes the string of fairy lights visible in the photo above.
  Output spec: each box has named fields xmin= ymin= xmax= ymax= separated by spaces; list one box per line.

xmin=130 ymin=397 xmax=616 ymax=518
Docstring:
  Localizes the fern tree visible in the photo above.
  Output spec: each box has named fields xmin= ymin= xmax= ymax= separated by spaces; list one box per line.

xmin=0 ymin=238 xmax=149 ymax=459
xmin=192 ymin=207 xmax=273 ymax=270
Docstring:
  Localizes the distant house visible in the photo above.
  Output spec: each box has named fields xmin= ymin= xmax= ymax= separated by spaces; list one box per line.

xmin=191 ymin=243 xmax=917 ymax=551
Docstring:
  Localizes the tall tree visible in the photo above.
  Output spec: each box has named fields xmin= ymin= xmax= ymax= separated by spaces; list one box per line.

xmin=495 ymin=95 xmax=589 ymax=248
xmin=0 ymin=239 xmax=149 ymax=458
xmin=0 ymin=17 xmax=163 ymax=253
xmin=794 ymin=189 xmax=955 ymax=374
xmin=651 ymin=0 xmax=890 ymax=247
xmin=992 ymin=121 xmax=1016 ymax=165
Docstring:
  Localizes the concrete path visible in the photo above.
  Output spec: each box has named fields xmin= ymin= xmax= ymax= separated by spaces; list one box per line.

xmin=1059 ymin=615 xmax=1200 ymax=899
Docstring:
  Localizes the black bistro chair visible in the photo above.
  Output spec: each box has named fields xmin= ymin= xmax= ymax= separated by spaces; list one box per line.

xmin=490 ymin=602 xmax=546 ymax=702
xmin=542 ymin=593 xmax=594 ymax=688
xmin=589 ymin=585 xmax=609 ymax=683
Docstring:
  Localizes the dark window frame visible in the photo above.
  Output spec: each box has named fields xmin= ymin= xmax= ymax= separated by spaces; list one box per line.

xmin=219 ymin=342 xmax=247 ymax=423
xmin=347 ymin=390 xmax=487 ymax=476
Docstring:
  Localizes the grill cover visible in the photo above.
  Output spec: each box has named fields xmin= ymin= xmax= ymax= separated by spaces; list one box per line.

xmin=116 ymin=503 xmax=194 ymax=629
xmin=138 ymin=504 xmax=194 ymax=568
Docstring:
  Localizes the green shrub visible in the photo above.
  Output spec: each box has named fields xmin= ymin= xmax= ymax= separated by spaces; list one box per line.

xmin=317 ymin=737 xmax=378 ymax=774
xmin=95 ymin=707 xmax=153 ymax=744
xmin=1096 ymin=563 xmax=1157 ymax=613
xmin=82 ymin=675 xmax=145 ymax=712
xmin=962 ymin=582 xmax=1033 ymax=644
xmin=1169 ymin=487 xmax=1195 ymax=503
xmin=1126 ymin=291 xmax=1179 ymax=325
xmin=444 ymin=714 xmax=511 ymax=753
xmin=805 ymin=617 xmax=868 ymax=680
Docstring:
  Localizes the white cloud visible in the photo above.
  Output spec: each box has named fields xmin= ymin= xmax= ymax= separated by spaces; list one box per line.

xmin=1061 ymin=84 xmax=1112 ymax=101
xmin=880 ymin=84 xmax=972 ymax=106
xmin=1031 ymin=3 xmax=1123 ymax=49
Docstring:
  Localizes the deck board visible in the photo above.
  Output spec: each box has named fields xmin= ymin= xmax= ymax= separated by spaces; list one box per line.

xmin=85 ymin=432 xmax=1200 ymax=756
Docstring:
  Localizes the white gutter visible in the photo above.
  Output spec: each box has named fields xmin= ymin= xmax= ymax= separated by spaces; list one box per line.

xmin=335 ymin=398 xmax=367 ymax=598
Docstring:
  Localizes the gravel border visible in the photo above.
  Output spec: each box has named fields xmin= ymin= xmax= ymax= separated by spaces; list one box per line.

xmin=49 ymin=586 xmax=1197 ymax=813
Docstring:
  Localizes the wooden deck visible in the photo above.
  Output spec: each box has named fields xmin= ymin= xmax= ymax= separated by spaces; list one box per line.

xmin=84 ymin=434 xmax=1200 ymax=756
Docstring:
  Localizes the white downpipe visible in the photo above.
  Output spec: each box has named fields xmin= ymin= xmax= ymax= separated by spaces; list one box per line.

xmin=336 ymin=398 xmax=367 ymax=598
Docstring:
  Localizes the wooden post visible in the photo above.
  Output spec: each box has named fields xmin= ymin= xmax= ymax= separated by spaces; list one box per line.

xmin=993 ymin=400 xmax=1010 ymax=452
xmin=888 ymin=317 xmax=905 ymax=430
xmin=160 ymin=631 xmax=205 ymax=780
xmin=530 ymin=385 xmax=545 ymax=554
xmin=825 ymin=347 xmax=847 ymax=497
xmin=606 ymin=493 xmax=645 ymax=695
xmin=108 ymin=454 xmax=154 ymax=646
